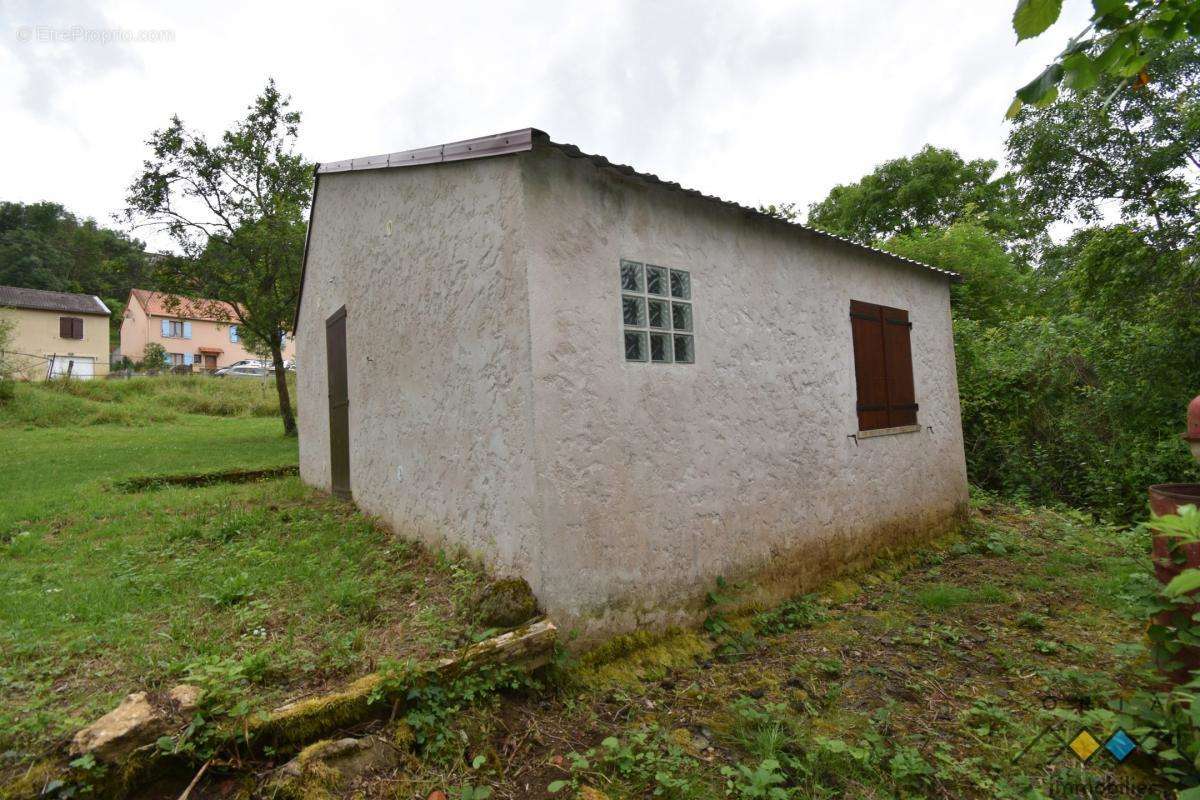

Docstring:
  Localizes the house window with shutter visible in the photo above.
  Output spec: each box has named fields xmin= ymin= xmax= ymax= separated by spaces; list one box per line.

xmin=161 ymin=319 xmax=192 ymax=339
xmin=849 ymin=300 xmax=918 ymax=432
xmin=229 ymin=325 xmax=239 ymax=343
xmin=59 ymin=317 xmax=83 ymax=340
xmin=619 ymin=259 xmax=694 ymax=364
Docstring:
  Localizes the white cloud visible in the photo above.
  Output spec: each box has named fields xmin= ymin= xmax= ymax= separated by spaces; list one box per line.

xmin=0 ymin=0 xmax=1093 ymax=251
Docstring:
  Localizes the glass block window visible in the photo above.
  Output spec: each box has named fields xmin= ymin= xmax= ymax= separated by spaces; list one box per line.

xmin=646 ymin=264 xmax=668 ymax=296
xmin=649 ymin=332 xmax=671 ymax=362
xmin=673 ymin=334 xmax=694 ymax=364
xmin=620 ymin=259 xmax=694 ymax=364
xmin=647 ymin=298 xmax=669 ymax=329
xmin=624 ymin=331 xmax=647 ymax=362
xmin=620 ymin=261 xmax=643 ymax=293
xmin=670 ymin=269 xmax=690 ymax=299
xmin=622 ymin=295 xmax=645 ymax=326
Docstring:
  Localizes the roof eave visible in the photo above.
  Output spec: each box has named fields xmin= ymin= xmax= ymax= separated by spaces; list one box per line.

xmin=296 ymin=127 xmax=960 ymax=329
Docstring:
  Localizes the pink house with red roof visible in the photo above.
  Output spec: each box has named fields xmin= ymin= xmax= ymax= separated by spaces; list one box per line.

xmin=119 ymin=288 xmax=295 ymax=371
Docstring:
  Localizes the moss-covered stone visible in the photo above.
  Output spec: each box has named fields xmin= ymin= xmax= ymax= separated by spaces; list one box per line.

xmin=473 ymin=578 xmax=539 ymax=629
xmin=390 ymin=720 xmax=415 ymax=750
xmin=0 ymin=759 xmax=59 ymax=800
xmin=248 ymin=673 xmax=387 ymax=748
xmin=268 ymin=736 xmax=400 ymax=800
xmin=573 ymin=628 xmax=712 ymax=687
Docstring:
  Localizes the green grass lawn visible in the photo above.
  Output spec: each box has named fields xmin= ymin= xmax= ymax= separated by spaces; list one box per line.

xmin=0 ymin=379 xmax=483 ymax=765
xmin=0 ymin=416 xmax=296 ymax=532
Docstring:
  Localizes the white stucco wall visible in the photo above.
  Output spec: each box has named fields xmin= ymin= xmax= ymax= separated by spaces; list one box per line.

xmin=296 ymin=155 xmax=541 ymax=576
xmin=520 ymin=146 xmax=968 ymax=638
xmin=297 ymin=142 xmax=968 ymax=642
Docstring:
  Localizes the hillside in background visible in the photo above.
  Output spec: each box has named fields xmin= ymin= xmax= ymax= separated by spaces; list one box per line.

xmin=0 ymin=201 xmax=161 ymax=343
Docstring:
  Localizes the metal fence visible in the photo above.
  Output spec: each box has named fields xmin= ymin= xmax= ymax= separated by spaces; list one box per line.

xmin=1 ymin=350 xmax=282 ymax=380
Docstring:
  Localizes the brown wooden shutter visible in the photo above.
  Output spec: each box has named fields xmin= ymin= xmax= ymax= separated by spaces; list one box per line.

xmin=72 ymin=317 xmax=83 ymax=339
xmin=60 ymin=317 xmax=71 ymax=338
xmin=850 ymin=300 xmax=890 ymax=431
xmin=882 ymin=308 xmax=916 ymax=426
xmin=849 ymin=300 xmax=918 ymax=430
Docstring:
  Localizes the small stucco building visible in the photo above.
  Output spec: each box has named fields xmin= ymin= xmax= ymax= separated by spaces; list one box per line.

xmin=295 ymin=128 xmax=969 ymax=639
xmin=0 ymin=285 xmax=111 ymax=380
xmin=120 ymin=289 xmax=295 ymax=371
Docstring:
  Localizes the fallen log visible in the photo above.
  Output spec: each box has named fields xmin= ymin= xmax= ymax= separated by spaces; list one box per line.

xmin=51 ymin=620 xmax=557 ymax=800
xmin=253 ymin=619 xmax=557 ymax=748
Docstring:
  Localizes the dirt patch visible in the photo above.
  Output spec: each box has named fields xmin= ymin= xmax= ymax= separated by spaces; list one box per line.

xmin=114 ymin=465 xmax=298 ymax=492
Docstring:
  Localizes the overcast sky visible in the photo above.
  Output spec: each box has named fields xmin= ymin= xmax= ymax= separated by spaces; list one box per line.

xmin=0 ymin=0 xmax=1091 ymax=252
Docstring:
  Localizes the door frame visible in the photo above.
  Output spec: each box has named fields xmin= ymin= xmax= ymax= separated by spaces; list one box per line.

xmin=325 ymin=306 xmax=351 ymax=499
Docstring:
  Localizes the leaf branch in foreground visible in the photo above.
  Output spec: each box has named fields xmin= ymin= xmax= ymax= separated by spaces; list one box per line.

xmin=1006 ymin=0 xmax=1200 ymax=117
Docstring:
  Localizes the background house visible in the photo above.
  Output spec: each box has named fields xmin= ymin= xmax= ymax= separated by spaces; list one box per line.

xmin=0 ymin=285 xmax=111 ymax=380
xmin=120 ymin=288 xmax=294 ymax=371
xmin=295 ymin=128 xmax=969 ymax=640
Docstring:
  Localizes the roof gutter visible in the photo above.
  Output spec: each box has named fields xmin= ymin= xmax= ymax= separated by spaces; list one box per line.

xmin=316 ymin=128 xmax=535 ymax=175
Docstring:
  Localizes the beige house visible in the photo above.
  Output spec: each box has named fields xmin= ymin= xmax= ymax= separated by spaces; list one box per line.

xmin=120 ymin=289 xmax=294 ymax=371
xmin=295 ymin=128 xmax=968 ymax=641
xmin=0 ymin=285 xmax=111 ymax=380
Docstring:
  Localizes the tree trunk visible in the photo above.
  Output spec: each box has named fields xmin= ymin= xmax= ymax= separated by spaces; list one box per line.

xmin=270 ymin=340 xmax=296 ymax=437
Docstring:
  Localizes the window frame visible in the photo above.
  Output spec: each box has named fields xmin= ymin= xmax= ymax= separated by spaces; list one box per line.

xmin=59 ymin=316 xmax=83 ymax=340
xmin=619 ymin=259 xmax=695 ymax=365
xmin=849 ymin=299 xmax=918 ymax=433
xmin=162 ymin=319 xmax=192 ymax=339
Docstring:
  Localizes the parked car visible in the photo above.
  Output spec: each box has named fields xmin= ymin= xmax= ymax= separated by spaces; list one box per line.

xmin=217 ymin=365 xmax=269 ymax=378
xmin=213 ymin=358 xmax=267 ymax=376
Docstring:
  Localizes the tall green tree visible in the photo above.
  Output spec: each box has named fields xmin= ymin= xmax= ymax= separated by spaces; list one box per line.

xmin=1007 ymin=40 xmax=1200 ymax=249
xmin=124 ymin=79 xmax=312 ymax=436
xmin=805 ymin=146 xmax=1034 ymax=247
xmin=884 ymin=222 xmax=1030 ymax=327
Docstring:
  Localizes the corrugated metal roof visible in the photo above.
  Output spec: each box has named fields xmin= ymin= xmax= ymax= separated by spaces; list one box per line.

xmin=0 ymin=285 xmax=110 ymax=315
xmin=539 ymin=134 xmax=961 ymax=282
xmin=298 ymin=128 xmax=960 ymax=328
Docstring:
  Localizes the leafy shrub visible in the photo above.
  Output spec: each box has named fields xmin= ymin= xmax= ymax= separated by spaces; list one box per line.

xmin=955 ymin=315 xmax=1200 ymax=520
xmin=140 ymin=342 xmax=169 ymax=371
xmin=1111 ymin=507 xmax=1200 ymax=788
xmin=752 ymin=594 xmax=826 ymax=636
xmin=549 ymin=726 xmax=705 ymax=799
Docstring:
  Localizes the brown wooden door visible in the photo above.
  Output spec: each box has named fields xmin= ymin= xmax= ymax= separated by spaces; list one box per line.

xmin=325 ymin=306 xmax=351 ymax=499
